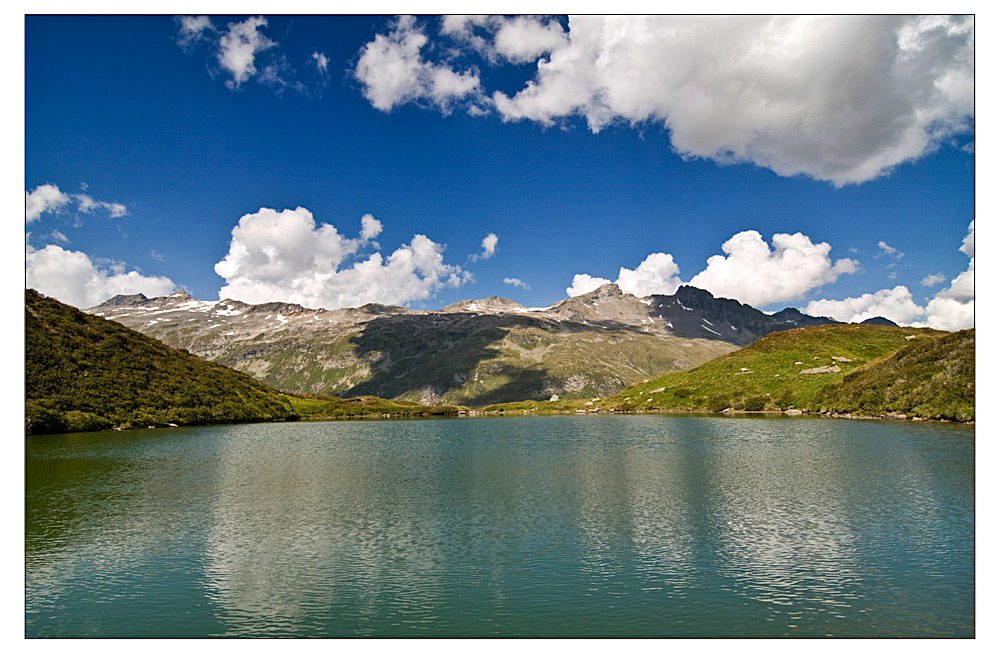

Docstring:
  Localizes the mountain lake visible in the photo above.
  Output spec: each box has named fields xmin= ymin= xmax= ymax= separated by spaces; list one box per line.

xmin=25 ymin=414 xmax=974 ymax=638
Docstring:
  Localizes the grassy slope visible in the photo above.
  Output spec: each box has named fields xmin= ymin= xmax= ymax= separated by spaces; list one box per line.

xmin=27 ymin=289 xmax=297 ymax=434
xmin=286 ymin=394 xmax=459 ymax=419
xmin=811 ymin=328 xmax=974 ymax=421
xmin=609 ymin=324 xmax=941 ymax=412
xmin=26 ymin=291 xmax=460 ymax=435
xmin=481 ymin=324 xmax=973 ymax=422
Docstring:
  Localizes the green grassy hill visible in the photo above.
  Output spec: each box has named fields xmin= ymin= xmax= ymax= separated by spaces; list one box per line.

xmin=26 ymin=289 xmax=298 ymax=434
xmin=811 ymin=328 xmax=974 ymax=421
xmin=480 ymin=324 xmax=973 ymax=422
xmin=607 ymin=324 xmax=942 ymax=413
xmin=26 ymin=290 xmax=458 ymax=435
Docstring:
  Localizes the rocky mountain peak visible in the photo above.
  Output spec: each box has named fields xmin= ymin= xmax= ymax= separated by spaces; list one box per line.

xmin=442 ymin=296 xmax=527 ymax=313
xmin=95 ymin=293 xmax=148 ymax=308
xmin=860 ymin=316 xmax=899 ymax=326
xmin=593 ymin=283 xmax=623 ymax=298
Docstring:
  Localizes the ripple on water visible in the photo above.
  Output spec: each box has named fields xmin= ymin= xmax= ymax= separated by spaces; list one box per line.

xmin=26 ymin=416 xmax=974 ymax=637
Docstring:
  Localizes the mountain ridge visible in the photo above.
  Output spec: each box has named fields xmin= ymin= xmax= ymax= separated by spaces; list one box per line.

xmin=85 ymin=283 xmax=895 ymax=407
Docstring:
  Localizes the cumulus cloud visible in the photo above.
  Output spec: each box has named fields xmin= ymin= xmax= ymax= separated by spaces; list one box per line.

xmin=438 ymin=15 xmax=567 ymax=65
xmin=492 ymin=16 xmax=568 ymax=63
xmin=688 ymin=231 xmax=858 ymax=306
xmin=960 ymin=220 xmax=974 ymax=258
xmin=176 ymin=15 xmax=317 ymax=93
xmin=26 ymin=243 xmax=176 ymax=309
xmin=311 ymin=51 xmax=329 ymax=76
xmin=566 ymin=273 xmax=613 ymax=298
xmin=354 ymin=15 xmax=482 ymax=114
xmin=217 ymin=16 xmax=276 ymax=89
xmin=503 ymin=277 xmax=529 ymax=290
xmin=470 ymin=233 xmax=498 ymax=261
xmin=176 ymin=15 xmax=214 ymax=49
xmin=921 ymin=272 xmax=946 ymax=287
xmin=806 ymin=286 xmax=926 ymax=325
xmin=214 ymin=206 xmax=471 ymax=309
xmin=566 ymin=252 xmax=683 ymax=298
xmin=360 ymin=213 xmax=383 ymax=243
xmin=481 ymin=233 xmax=498 ymax=258
xmin=566 ymin=231 xmax=854 ymax=304
xmin=26 ymin=183 xmax=127 ymax=223
xmin=614 ymin=252 xmax=683 ymax=297
xmin=877 ymin=240 xmax=904 ymax=259
xmin=361 ymin=15 xmax=973 ymax=185
xmin=805 ymin=220 xmax=974 ymax=330
xmin=26 ymin=184 xmax=71 ymax=222
xmin=74 ymin=193 xmax=127 ymax=218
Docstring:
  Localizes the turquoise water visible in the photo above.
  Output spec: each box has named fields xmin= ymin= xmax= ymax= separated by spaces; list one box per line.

xmin=25 ymin=415 xmax=974 ymax=637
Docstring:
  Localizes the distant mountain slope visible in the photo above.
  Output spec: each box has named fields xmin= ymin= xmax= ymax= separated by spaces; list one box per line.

xmin=605 ymin=324 xmax=953 ymax=415
xmin=26 ymin=289 xmax=296 ymax=434
xmin=812 ymin=328 xmax=973 ymax=421
xmin=85 ymin=283 xmax=876 ymax=407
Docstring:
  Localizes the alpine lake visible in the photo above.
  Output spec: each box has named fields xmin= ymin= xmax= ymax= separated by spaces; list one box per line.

xmin=25 ymin=414 xmax=974 ymax=638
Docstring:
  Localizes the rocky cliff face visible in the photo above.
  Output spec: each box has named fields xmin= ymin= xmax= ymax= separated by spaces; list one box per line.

xmin=87 ymin=284 xmax=843 ymax=406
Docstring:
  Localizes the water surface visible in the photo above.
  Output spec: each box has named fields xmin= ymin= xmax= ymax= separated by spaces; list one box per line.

xmin=26 ymin=415 xmax=974 ymax=637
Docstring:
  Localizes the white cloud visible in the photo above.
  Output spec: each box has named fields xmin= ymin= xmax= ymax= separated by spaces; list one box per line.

xmin=566 ymin=231 xmax=853 ymax=304
xmin=360 ymin=213 xmax=383 ymax=243
xmin=26 ymin=243 xmax=176 ymax=309
xmin=566 ymin=252 xmax=683 ymax=298
xmin=176 ymin=15 xmax=214 ymax=49
xmin=311 ymin=51 xmax=329 ymax=76
xmin=438 ymin=16 xmax=567 ymax=65
xmin=960 ymin=219 xmax=974 ymax=258
xmin=921 ymin=272 xmax=946 ymax=287
xmin=805 ymin=220 xmax=974 ymax=330
xmin=469 ymin=232 xmax=498 ymax=262
xmin=923 ymin=277 xmax=974 ymax=331
xmin=439 ymin=15 xmax=494 ymax=58
xmin=49 ymin=230 xmax=68 ymax=244
xmin=214 ymin=206 xmax=471 ymax=309
xmin=492 ymin=16 xmax=568 ymax=64
xmin=217 ymin=16 xmax=276 ymax=89
xmin=806 ymin=286 xmax=926 ymax=325
xmin=614 ymin=252 xmax=683 ymax=298
xmin=26 ymin=183 xmax=126 ymax=223
xmin=176 ymin=15 xmax=318 ymax=93
xmin=26 ymin=184 xmax=71 ymax=222
xmin=877 ymin=240 xmax=904 ymax=259
xmin=689 ymin=231 xmax=858 ymax=306
xmin=503 ymin=277 xmax=529 ymax=289
xmin=567 ymin=253 xmax=683 ymax=298
xmin=74 ymin=193 xmax=127 ymax=218
xmin=481 ymin=233 xmax=498 ymax=258
xmin=366 ymin=15 xmax=973 ymax=185
xmin=354 ymin=15 xmax=482 ymax=113
xmin=566 ymin=273 xmax=612 ymax=298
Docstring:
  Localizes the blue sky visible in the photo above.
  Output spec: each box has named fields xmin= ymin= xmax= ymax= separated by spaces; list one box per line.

xmin=24 ymin=15 xmax=975 ymax=329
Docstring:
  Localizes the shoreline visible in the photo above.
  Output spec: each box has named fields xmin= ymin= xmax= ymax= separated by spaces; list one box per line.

xmin=27 ymin=406 xmax=973 ymax=437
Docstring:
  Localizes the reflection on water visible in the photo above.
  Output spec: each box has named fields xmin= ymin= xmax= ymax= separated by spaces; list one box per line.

xmin=26 ymin=415 xmax=974 ymax=637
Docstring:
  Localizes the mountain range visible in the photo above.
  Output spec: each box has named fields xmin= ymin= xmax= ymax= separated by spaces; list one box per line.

xmin=87 ymin=283 xmax=885 ymax=407
xmin=25 ymin=289 xmax=461 ymax=435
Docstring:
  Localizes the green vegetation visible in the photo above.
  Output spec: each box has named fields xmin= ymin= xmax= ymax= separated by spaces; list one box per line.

xmin=287 ymin=394 xmax=460 ymax=418
xmin=25 ymin=291 xmax=461 ymax=435
xmin=811 ymin=328 xmax=974 ymax=421
xmin=480 ymin=324 xmax=974 ymax=423
xmin=26 ymin=289 xmax=297 ymax=434
xmin=607 ymin=324 xmax=938 ymax=412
